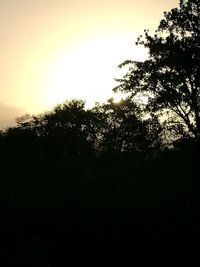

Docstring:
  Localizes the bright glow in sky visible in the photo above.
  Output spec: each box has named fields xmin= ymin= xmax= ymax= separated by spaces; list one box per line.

xmin=41 ymin=33 xmax=148 ymax=110
xmin=0 ymin=0 xmax=179 ymax=127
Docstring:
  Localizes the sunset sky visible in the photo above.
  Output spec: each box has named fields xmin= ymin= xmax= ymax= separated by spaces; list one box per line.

xmin=0 ymin=0 xmax=178 ymax=128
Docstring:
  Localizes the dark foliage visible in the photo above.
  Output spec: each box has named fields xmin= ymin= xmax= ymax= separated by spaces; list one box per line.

xmin=114 ymin=0 xmax=200 ymax=140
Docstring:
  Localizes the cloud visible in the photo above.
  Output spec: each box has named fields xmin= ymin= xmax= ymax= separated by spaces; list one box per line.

xmin=0 ymin=103 xmax=26 ymax=130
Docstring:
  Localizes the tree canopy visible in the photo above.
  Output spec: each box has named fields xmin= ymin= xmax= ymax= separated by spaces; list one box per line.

xmin=0 ymin=98 xmax=161 ymax=161
xmin=114 ymin=0 xmax=200 ymax=141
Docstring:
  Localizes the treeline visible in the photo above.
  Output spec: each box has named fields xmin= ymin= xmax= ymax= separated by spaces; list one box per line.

xmin=0 ymin=99 xmax=162 ymax=160
xmin=0 ymin=99 xmax=199 ymax=241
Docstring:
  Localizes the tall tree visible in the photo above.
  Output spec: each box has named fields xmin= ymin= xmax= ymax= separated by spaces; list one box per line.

xmin=114 ymin=0 xmax=200 ymax=140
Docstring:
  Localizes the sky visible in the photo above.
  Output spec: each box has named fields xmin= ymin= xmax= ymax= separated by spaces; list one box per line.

xmin=0 ymin=0 xmax=179 ymax=128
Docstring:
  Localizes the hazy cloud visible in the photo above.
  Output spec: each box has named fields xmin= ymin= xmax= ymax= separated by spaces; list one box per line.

xmin=0 ymin=102 xmax=26 ymax=130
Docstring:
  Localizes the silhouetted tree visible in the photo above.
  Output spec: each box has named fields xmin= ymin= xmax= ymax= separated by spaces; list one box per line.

xmin=91 ymin=98 xmax=162 ymax=153
xmin=1 ymin=122 xmax=39 ymax=161
xmin=38 ymin=100 xmax=94 ymax=158
xmin=114 ymin=0 xmax=200 ymax=141
xmin=9 ymin=100 xmax=95 ymax=159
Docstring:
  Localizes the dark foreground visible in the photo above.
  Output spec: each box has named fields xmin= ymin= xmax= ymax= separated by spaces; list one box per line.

xmin=0 ymin=145 xmax=200 ymax=264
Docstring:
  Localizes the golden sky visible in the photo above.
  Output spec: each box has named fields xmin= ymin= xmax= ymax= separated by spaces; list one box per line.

xmin=0 ymin=0 xmax=178 ymax=128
